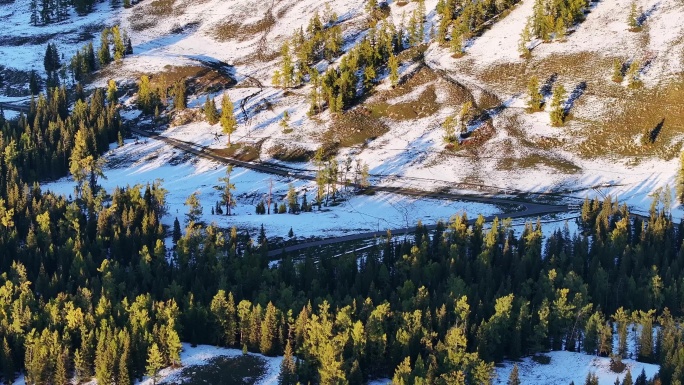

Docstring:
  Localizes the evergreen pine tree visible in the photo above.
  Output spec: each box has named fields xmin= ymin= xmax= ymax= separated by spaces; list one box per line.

xmin=112 ymin=25 xmax=126 ymax=60
xmin=259 ymin=302 xmax=278 ymax=355
xmin=280 ymin=110 xmax=290 ymax=131
xmin=204 ymin=96 xmax=219 ymax=125
xmin=107 ymin=79 xmax=118 ymax=104
xmin=98 ymin=28 xmax=112 ymax=67
xmin=44 ymin=43 xmax=60 ymax=73
xmin=211 ymin=290 xmax=238 ymax=346
xmin=118 ymin=335 xmax=131 ymax=385
xmin=29 ymin=70 xmax=41 ymax=95
xmin=363 ymin=65 xmax=376 ymax=91
xmin=628 ymin=1 xmax=639 ymax=30
xmin=146 ymin=343 xmax=165 ymax=385
xmin=549 ymin=84 xmax=566 ymax=126
xmin=508 ymin=363 xmax=521 ymax=385
xmin=392 ymin=356 xmax=412 ymax=385
xmin=622 ymin=369 xmax=633 ymax=385
xmin=30 ymin=0 xmax=39 ymax=25
xmin=634 ymin=369 xmax=647 ymax=385
xmin=137 ymin=75 xmax=158 ymax=114
xmin=527 ymin=76 xmax=543 ymax=111
xmin=172 ymin=80 xmax=186 ymax=110
xmin=301 ymin=192 xmax=309 ymax=212
xmin=1 ymin=337 xmax=14 ymax=385
xmin=627 ymin=60 xmax=642 ymax=88
xmin=442 ymin=115 xmax=457 ymax=143
xmin=74 ymin=349 xmax=87 ymax=382
xmin=173 ymin=217 xmax=181 ymax=244
xmin=555 ymin=18 xmax=567 ymax=41
xmin=286 ymin=183 xmax=298 ymax=213
xmin=54 ymin=348 xmax=69 ymax=385
xmin=220 ymin=93 xmax=237 ymax=146
xmin=278 ymin=340 xmax=297 ymax=385
xmin=218 ymin=165 xmax=236 ymax=215
xmin=612 ymin=59 xmax=624 ymax=83
xmin=275 ymin=43 xmax=295 ymax=88
xmin=125 ymin=36 xmax=133 ymax=54
xmin=86 ymin=42 xmax=97 ymax=70
xmin=184 ymin=192 xmax=203 ymax=225
xmin=388 ymin=53 xmax=399 ymax=87
xmin=167 ymin=326 xmax=182 ymax=367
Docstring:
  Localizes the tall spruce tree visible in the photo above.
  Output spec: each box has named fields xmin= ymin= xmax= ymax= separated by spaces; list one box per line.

xmin=278 ymin=340 xmax=297 ymax=385
xmin=98 ymin=28 xmax=112 ymax=67
xmin=204 ymin=96 xmax=219 ymax=125
xmin=549 ymin=84 xmax=566 ymax=126
xmin=220 ymin=93 xmax=237 ymax=146
xmin=172 ymin=80 xmax=186 ymax=111
xmin=146 ymin=343 xmax=165 ymax=385
xmin=508 ymin=363 xmax=521 ymax=385
xmin=527 ymin=76 xmax=543 ymax=111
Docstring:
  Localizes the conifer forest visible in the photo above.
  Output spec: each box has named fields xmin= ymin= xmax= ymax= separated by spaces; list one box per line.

xmin=0 ymin=0 xmax=684 ymax=383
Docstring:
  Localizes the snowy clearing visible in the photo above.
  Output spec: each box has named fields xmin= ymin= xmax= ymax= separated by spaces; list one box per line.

xmin=137 ymin=343 xmax=282 ymax=385
xmin=494 ymin=351 xmax=660 ymax=385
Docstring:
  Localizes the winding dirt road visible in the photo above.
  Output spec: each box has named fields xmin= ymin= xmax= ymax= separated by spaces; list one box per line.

xmin=127 ymin=127 xmax=571 ymax=257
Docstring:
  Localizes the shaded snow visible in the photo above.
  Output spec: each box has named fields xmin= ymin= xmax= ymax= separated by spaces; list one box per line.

xmin=136 ymin=343 xmax=282 ymax=385
xmin=494 ymin=351 xmax=659 ymax=385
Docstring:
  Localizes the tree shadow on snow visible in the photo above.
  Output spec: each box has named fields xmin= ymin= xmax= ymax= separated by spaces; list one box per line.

xmin=647 ymin=118 xmax=665 ymax=144
xmin=540 ymin=73 xmax=558 ymax=98
xmin=638 ymin=2 xmax=659 ymax=26
xmin=564 ymin=81 xmax=586 ymax=114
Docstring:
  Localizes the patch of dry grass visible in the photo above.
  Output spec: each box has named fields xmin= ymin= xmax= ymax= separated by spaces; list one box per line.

xmin=367 ymin=67 xmax=475 ymax=121
xmin=321 ymin=108 xmax=390 ymax=155
xmin=212 ymin=141 xmax=263 ymax=162
xmin=368 ymin=86 xmax=440 ymax=120
xmin=147 ymin=0 xmax=175 ymax=16
xmin=579 ymin=80 xmax=684 ymax=159
xmin=477 ymin=50 xmax=684 ymax=161
xmin=396 ymin=44 xmax=428 ymax=63
xmin=267 ymin=143 xmax=315 ymax=162
xmin=128 ymin=0 xmax=184 ymax=31
xmin=97 ymin=64 xmax=235 ymax=103
xmin=518 ymin=154 xmax=581 ymax=173
xmin=214 ymin=13 xmax=275 ymax=42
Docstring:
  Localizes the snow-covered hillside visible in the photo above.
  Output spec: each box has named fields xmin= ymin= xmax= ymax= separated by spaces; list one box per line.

xmin=3 ymin=0 xmax=684 ymax=237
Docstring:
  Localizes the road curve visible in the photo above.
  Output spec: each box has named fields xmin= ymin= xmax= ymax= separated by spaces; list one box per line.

xmin=129 ymin=127 xmax=571 ymax=256
xmin=0 ymin=102 xmax=29 ymax=113
xmin=267 ymin=210 xmax=573 ymax=258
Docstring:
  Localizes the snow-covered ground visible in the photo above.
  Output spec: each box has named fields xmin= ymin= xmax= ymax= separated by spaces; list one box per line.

xmin=0 ymin=0 xmax=120 ymax=78
xmin=138 ymin=343 xmax=282 ymax=385
xmin=6 ymin=347 xmax=660 ymax=385
xmin=494 ymin=351 xmax=660 ymax=385
xmin=8 ymin=343 xmax=282 ymax=385
xmin=42 ymin=135 xmax=501 ymax=240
